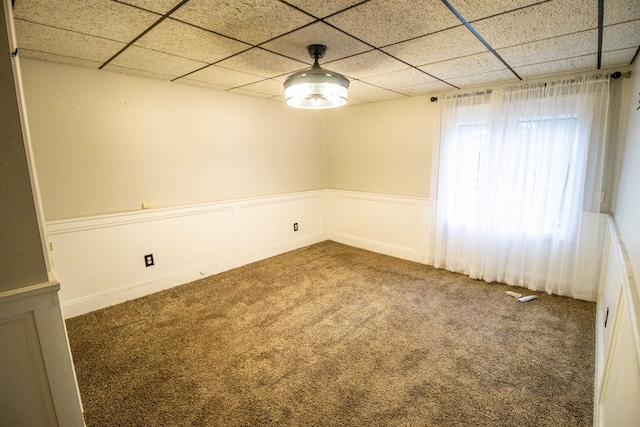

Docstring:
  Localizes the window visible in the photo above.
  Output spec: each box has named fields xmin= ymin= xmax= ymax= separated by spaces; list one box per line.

xmin=433 ymin=76 xmax=609 ymax=298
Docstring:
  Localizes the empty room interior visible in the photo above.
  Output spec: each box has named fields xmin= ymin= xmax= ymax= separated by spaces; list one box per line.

xmin=1 ymin=0 xmax=639 ymax=426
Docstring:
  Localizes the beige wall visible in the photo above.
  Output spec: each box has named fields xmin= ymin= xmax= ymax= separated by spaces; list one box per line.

xmin=0 ymin=6 xmax=48 ymax=291
xmin=326 ymin=96 xmax=438 ymax=198
xmin=613 ymin=59 xmax=640 ymax=285
xmin=21 ymin=59 xmax=327 ymax=220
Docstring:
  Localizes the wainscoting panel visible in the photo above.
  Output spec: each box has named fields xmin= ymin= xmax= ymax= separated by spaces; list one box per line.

xmin=236 ymin=193 xmax=324 ymax=262
xmin=0 ymin=282 xmax=85 ymax=426
xmin=48 ymin=191 xmax=326 ymax=318
xmin=595 ymin=215 xmax=640 ymax=426
xmin=327 ymin=190 xmax=431 ymax=262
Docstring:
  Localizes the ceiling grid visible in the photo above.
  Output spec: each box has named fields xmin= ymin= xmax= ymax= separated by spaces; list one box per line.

xmin=11 ymin=0 xmax=640 ymax=103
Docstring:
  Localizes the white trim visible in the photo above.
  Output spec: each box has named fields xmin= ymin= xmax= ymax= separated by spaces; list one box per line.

xmin=49 ymin=190 xmax=327 ymax=318
xmin=326 ymin=190 xmax=431 ymax=263
xmin=594 ymin=214 xmax=640 ymax=426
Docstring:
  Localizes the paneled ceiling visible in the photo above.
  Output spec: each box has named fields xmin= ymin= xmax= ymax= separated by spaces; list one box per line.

xmin=11 ymin=0 xmax=640 ymax=104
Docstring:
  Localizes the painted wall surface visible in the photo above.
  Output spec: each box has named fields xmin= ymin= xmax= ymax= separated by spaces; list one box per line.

xmin=0 ymin=6 xmax=48 ymax=291
xmin=20 ymin=59 xmax=327 ymax=220
xmin=326 ymin=96 xmax=438 ymax=198
xmin=613 ymin=59 xmax=640 ymax=287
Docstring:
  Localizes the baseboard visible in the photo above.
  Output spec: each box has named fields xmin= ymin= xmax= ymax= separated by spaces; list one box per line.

xmin=330 ymin=233 xmax=424 ymax=263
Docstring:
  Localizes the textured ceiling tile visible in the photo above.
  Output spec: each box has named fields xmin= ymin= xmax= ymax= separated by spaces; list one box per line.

xmin=14 ymin=20 xmax=125 ymax=63
xmin=183 ymin=65 xmax=264 ymax=87
xmin=238 ymin=79 xmax=285 ymax=96
xmin=472 ymin=0 xmax=597 ymax=49
xmin=115 ymin=0 xmax=183 ymax=14
xmin=14 ymin=0 xmax=160 ymax=43
xmin=285 ymin=0 xmax=365 ymax=18
xmin=602 ymin=48 xmax=637 ymax=67
xmin=135 ymin=19 xmax=250 ymax=63
xmin=102 ymin=64 xmax=176 ymax=80
xmin=382 ymin=26 xmax=487 ymax=66
xmin=325 ymin=51 xmax=409 ymax=79
xmin=261 ymin=22 xmax=372 ymax=64
xmin=110 ymin=46 xmax=207 ymax=77
xmin=603 ymin=20 xmax=640 ymax=52
xmin=513 ymin=55 xmax=597 ymax=79
xmin=446 ymin=69 xmax=518 ymax=87
xmin=20 ymin=49 xmax=102 ymax=69
xmin=418 ymin=52 xmax=506 ymax=80
xmin=347 ymin=80 xmax=385 ymax=95
xmin=361 ymin=68 xmax=436 ymax=89
xmin=604 ymin=0 xmax=640 ymax=25
xmin=216 ymin=49 xmax=307 ymax=78
xmin=352 ymin=90 xmax=408 ymax=102
xmin=395 ymin=80 xmax=453 ymax=96
xmin=497 ymin=30 xmax=597 ymax=68
xmin=447 ymin=0 xmax=545 ymax=22
xmin=171 ymin=0 xmax=316 ymax=45
xmin=325 ymin=0 xmax=460 ymax=47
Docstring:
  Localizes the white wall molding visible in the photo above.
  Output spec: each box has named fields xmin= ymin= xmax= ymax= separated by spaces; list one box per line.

xmin=49 ymin=190 xmax=327 ymax=318
xmin=0 ymin=281 xmax=84 ymax=426
xmin=326 ymin=190 xmax=431 ymax=263
xmin=594 ymin=214 xmax=640 ymax=425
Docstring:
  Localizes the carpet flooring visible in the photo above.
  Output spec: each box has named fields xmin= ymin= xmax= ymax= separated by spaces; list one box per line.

xmin=66 ymin=241 xmax=595 ymax=426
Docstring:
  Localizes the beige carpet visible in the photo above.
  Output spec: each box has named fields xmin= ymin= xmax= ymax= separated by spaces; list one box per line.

xmin=66 ymin=241 xmax=595 ymax=426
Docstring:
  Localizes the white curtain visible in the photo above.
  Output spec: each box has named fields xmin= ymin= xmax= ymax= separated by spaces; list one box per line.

xmin=432 ymin=75 xmax=610 ymax=300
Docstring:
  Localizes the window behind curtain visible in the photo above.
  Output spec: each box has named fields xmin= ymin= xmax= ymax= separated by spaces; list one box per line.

xmin=432 ymin=76 xmax=610 ymax=300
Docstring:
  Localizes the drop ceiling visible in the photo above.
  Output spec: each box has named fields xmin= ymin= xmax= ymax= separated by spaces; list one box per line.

xmin=11 ymin=0 xmax=640 ymax=104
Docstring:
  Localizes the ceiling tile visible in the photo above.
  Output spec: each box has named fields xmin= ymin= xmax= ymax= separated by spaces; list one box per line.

xmin=14 ymin=0 xmax=160 ymax=43
xmin=604 ymin=0 xmax=640 ymax=25
xmin=395 ymin=80 xmax=453 ymax=96
xmin=382 ymin=26 xmax=487 ymax=66
xmin=347 ymin=80 xmax=385 ymax=95
xmin=110 ymin=46 xmax=208 ymax=77
xmin=351 ymin=90 xmax=408 ymax=103
xmin=602 ymin=48 xmax=637 ymax=67
xmin=513 ymin=55 xmax=597 ymax=79
xmin=135 ymin=19 xmax=251 ymax=63
xmin=472 ymin=0 xmax=597 ymax=49
xmin=285 ymin=0 xmax=364 ymax=18
xmin=603 ymin=20 xmax=640 ymax=52
xmin=170 ymin=0 xmax=316 ymax=45
xmin=361 ymin=68 xmax=436 ymax=89
xmin=20 ymin=49 xmax=102 ymax=69
xmin=102 ymin=64 xmax=175 ymax=80
xmin=325 ymin=0 xmax=460 ymax=47
xmin=261 ymin=22 xmax=372 ymax=64
xmin=446 ymin=69 xmax=518 ymax=87
xmin=418 ymin=52 xmax=506 ymax=80
xmin=325 ymin=50 xmax=408 ymax=79
xmin=237 ymin=79 xmax=285 ymax=97
xmin=497 ymin=30 xmax=597 ymax=68
xmin=14 ymin=20 xmax=125 ymax=64
xmin=446 ymin=0 xmax=546 ymax=22
xmin=215 ymin=48 xmax=307 ymax=78
xmin=182 ymin=65 xmax=264 ymax=87
xmin=115 ymin=0 xmax=183 ymax=14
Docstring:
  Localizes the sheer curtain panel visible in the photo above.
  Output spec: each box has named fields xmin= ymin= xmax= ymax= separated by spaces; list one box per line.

xmin=432 ymin=76 xmax=610 ymax=301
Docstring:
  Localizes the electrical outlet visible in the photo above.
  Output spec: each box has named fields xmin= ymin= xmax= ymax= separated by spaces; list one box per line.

xmin=145 ymin=254 xmax=154 ymax=267
xmin=293 ymin=222 xmax=298 ymax=232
